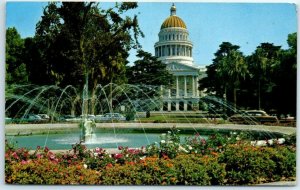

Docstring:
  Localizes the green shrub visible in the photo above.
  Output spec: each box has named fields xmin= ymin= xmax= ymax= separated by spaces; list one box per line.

xmin=6 ymin=159 xmax=99 ymax=184
xmin=218 ymin=143 xmax=296 ymax=184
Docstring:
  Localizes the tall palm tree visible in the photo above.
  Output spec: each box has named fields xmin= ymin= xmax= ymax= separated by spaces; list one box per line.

xmin=217 ymin=50 xmax=248 ymax=110
xmin=249 ymin=43 xmax=281 ymax=110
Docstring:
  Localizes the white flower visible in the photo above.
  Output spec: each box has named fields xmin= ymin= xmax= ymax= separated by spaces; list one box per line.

xmin=167 ymin=140 xmax=173 ymax=144
xmin=168 ymin=131 xmax=171 ymax=134
xmin=140 ymin=156 xmax=146 ymax=160
xmin=94 ymin=152 xmax=98 ymax=157
xmin=161 ymin=140 xmax=166 ymax=143
xmin=161 ymin=133 xmax=166 ymax=136
xmin=178 ymin=146 xmax=188 ymax=153
xmin=236 ymin=137 xmax=241 ymax=141
xmin=83 ymin=164 xmax=87 ymax=169
xmin=126 ymin=154 xmax=129 ymax=157
xmin=188 ymin=145 xmax=193 ymax=150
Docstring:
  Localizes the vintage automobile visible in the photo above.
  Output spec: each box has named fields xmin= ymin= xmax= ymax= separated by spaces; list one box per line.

xmin=95 ymin=113 xmax=126 ymax=121
xmin=229 ymin=110 xmax=279 ymax=124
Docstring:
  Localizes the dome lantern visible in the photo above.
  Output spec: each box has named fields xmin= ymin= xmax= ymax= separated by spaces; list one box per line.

xmin=170 ymin=3 xmax=176 ymax=16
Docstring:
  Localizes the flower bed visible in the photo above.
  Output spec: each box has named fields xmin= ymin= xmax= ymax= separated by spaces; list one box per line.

xmin=5 ymin=129 xmax=296 ymax=185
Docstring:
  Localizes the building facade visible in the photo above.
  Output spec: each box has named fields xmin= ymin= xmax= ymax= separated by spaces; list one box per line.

xmin=155 ymin=4 xmax=205 ymax=111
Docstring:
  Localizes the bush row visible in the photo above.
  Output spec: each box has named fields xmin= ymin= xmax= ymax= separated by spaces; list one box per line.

xmin=5 ymin=130 xmax=296 ymax=185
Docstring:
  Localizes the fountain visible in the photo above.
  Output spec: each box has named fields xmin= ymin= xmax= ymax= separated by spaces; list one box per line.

xmin=5 ymin=81 xmax=294 ymax=151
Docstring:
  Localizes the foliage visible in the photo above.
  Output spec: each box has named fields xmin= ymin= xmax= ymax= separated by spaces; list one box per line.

xmin=127 ymin=50 xmax=173 ymax=86
xmin=199 ymin=33 xmax=296 ymax=116
xmin=25 ymin=2 xmax=143 ymax=89
xmin=126 ymin=50 xmax=174 ymax=111
xmin=5 ymin=130 xmax=296 ymax=185
xmin=219 ymin=143 xmax=296 ymax=184
xmin=6 ymin=27 xmax=28 ymax=85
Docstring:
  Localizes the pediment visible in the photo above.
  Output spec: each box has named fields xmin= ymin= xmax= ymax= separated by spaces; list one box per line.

xmin=166 ymin=62 xmax=199 ymax=72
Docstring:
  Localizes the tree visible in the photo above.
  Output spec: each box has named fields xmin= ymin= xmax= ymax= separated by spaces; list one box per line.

xmin=25 ymin=2 xmax=144 ymax=114
xmin=273 ymin=33 xmax=296 ymax=116
xmin=199 ymin=42 xmax=240 ymax=98
xmin=128 ymin=50 xmax=173 ymax=86
xmin=248 ymin=43 xmax=281 ymax=110
xmin=126 ymin=50 xmax=173 ymax=111
xmin=6 ymin=27 xmax=28 ymax=85
xmin=217 ymin=50 xmax=247 ymax=109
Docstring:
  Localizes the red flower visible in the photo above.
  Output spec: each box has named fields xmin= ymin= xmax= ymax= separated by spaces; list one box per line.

xmin=114 ymin=153 xmax=123 ymax=159
xmin=12 ymin=152 xmax=19 ymax=160
xmin=128 ymin=161 xmax=135 ymax=165
xmin=44 ymin=146 xmax=49 ymax=152
xmin=106 ymin=163 xmax=113 ymax=168
xmin=118 ymin=146 xmax=123 ymax=150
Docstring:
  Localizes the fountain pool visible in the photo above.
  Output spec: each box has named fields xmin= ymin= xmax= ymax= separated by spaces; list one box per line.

xmin=6 ymin=131 xmax=196 ymax=150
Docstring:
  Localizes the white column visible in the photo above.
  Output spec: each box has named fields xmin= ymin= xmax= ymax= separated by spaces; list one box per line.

xmin=184 ymin=76 xmax=187 ymax=97
xmin=160 ymin=85 xmax=163 ymax=97
xmin=192 ymin=76 xmax=195 ymax=97
xmin=184 ymin=101 xmax=187 ymax=111
xmin=176 ymin=102 xmax=179 ymax=111
xmin=176 ymin=76 xmax=179 ymax=97
xmin=160 ymin=46 xmax=162 ymax=57
xmin=196 ymin=76 xmax=199 ymax=97
xmin=168 ymin=102 xmax=171 ymax=111
xmin=170 ymin=45 xmax=172 ymax=56
xmin=168 ymin=89 xmax=171 ymax=98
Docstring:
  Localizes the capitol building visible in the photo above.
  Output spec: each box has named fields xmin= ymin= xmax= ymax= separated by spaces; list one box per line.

xmin=155 ymin=4 xmax=206 ymax=111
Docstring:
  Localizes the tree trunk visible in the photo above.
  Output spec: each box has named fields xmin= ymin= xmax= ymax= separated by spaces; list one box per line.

xmin=109 ymin=81 xmax=113 ymax=112
xmin=233 ymin=88 xmax=237 ymax=111
xmin=258 ymin=80 xmax=261 ymax=110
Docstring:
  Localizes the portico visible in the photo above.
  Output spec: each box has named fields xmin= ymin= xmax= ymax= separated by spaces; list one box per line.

xmin=160 ymin=62 xmax=200 ymax=111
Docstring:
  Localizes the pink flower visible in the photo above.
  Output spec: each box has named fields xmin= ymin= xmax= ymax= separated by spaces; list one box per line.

xmin=21 ymin=160 xmax=28 ymax=165
xmin=36 ymin=154 xmax=42 ymax=159
xmin=12 ymin=152 xmax=19 ymax=160
xmin=114 ymin=153 xmax=123 ymax=159
xmin=95 ymin=147 xmax=102 ymax=153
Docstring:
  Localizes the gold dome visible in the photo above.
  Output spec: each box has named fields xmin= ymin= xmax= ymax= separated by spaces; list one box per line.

xmin=161 ymin=4 xmax=187 ymax=29
xmin=161 ymin=15 xmax=187 ymax=29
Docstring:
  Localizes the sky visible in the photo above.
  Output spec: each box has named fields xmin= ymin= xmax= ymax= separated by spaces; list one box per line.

xmin=5 ymin=1 xmax=297 ymax=67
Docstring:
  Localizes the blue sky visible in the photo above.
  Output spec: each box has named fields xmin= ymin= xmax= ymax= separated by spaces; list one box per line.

xmin=6 ymin=1 xmax=297 ymax=66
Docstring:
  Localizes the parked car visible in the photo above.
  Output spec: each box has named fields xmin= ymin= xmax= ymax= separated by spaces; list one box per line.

xmin=59 ymin=115 xmax=79 ymax=122
xmin=5 ymin=117 xmax=12 ymax=123
xmin=96 ymin=113 xmax=126 ymax=121
xmin=80 ymin=114 xmax=96 ymax=120
xmin=21 ymin=114 xmax=44 ymax=123
xmin=38 ymin=114 xmax=50 ymax=121
xmin=229 ymin=110 xmax=279 ymax=124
